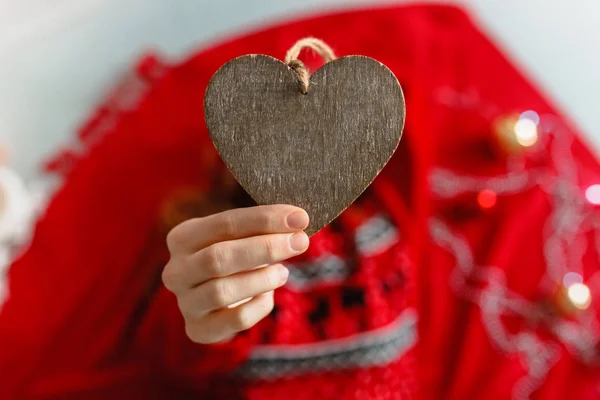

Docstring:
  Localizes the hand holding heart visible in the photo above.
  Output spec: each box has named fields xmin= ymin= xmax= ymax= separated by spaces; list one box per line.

xmin=162 ymin=205 xmax=310 ymax=344
xmin=163 ymin=39 xmax=404 ymax=342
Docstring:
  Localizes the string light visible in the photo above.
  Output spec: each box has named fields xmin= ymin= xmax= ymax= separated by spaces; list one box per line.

xmin=519 ymin=110 xmax=540 ymax=125
xmin=585 ymin=184 xmax=600 ymax=205
xmin=477 ymin=189 xmax=497 ymax=209
xmin=562 ymin=272 xmax=583 ymax=288
xmin=514 ymin=118 xmax=538 ymax=147
xmin=493 ymin=111 xmax=540 ymax=152
xmin=567 ymin=282 xmax=592 ymax=310
xmin=560 ymin=273 xmax=592 ymax=312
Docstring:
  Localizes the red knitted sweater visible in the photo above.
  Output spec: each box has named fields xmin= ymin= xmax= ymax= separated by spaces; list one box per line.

xmin=1 ymin=4 xmax=599 ymax=399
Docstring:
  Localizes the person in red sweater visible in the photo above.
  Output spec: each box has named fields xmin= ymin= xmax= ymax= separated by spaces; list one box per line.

xmin=1 ymin=4 xmax=599 ymax=399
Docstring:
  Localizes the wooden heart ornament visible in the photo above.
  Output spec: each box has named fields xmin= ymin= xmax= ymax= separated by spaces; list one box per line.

xmin=204 ymin=42 xmax=405 ymax=236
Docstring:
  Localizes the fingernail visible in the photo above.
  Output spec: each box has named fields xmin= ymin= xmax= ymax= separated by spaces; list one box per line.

xmin=278 ymin=266 xmax=289 ymax=284
xmin=289 ymin=232 xmax=309 ymax=252
xmin=286 ymin=211 xmax=309 ymax=230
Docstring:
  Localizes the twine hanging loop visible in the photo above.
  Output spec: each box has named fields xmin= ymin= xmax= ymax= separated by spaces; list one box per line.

xmin=284 ymin=37 xmax=336 ymax=94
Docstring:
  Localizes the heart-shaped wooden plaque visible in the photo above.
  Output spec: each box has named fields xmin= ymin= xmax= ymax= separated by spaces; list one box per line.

xmin=204 ymin=54 xmax=405 ymax=236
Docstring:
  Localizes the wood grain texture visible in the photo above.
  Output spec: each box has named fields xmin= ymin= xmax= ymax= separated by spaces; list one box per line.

xmin=204 ymin=54 xmax=405 ymax=236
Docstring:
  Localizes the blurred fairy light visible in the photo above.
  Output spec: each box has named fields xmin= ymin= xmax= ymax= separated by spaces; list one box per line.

xmin=514 ymin=117 xmax=538 ymax=147
xmin=519 ymin=110 xmax=540 ymax=125
xmin=477 ymin=189 xmax=497 ymax=209
xmin=562 ymin=272 xmax=583 ymax=288
xmin=493 ymin=110 xmax=540 ymax=152
xmin=560 ymin=272 xmax=592 ymax=311
xmin=567 ymin=282 xmax=592 ymax=310
xmin=585 ymin=184 xmax=600 ymax=205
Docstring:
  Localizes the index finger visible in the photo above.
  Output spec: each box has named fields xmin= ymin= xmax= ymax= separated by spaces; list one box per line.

xmin=166 ymin=204 xmax=309 ymax=253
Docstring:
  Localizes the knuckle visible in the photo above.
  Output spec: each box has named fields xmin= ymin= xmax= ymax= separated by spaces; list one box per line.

xmin=261 ymin=267 xmax=278 ymax=289
xmin=166 ymin=226 xmax=185 ymax=253
xmin=161 ymin=261 xmax=179 ymax=292
xmin=177 ymin=294 xmax=202 ymax=320
xmin=232 ymin=307 xmax=256 ymax=331
xmin=263 ymin=236 xmax=279 ymax=262
xmin=251 ymin=207 xmax=277 ymax=232
xmin=233 ymin=296 xmax=274 ymax=332
xmin=202 ymin=244 xmax=227 ymax=277
xmin=166 ymin=217 xmax=206 ymax=253
xmin=264 ymin=208 xmax=283 ymax=231
xmin=209 ymin=279 xmax=233 ymax=307
xmin=219 ymin=213 xmax=237 ymax=237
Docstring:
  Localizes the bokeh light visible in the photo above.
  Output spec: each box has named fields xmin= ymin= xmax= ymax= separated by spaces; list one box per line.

xmin=567 ymin=282 xmax=592 ymax=310
xmin=519 ymin=110 xmax=540 ymax=125
xmin=562 ymin=272 xmax=583 ymax=288
xmin=585 ymin=184 xmax=600 ymax=205
xmin=514 ymin=118 xmax=538 ymax=147
xmin=477 ymin=189 xmax=497 ymax=209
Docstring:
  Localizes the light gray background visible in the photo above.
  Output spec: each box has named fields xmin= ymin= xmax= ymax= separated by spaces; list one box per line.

xmin=1 ymin=0 xmax=599 ymax=180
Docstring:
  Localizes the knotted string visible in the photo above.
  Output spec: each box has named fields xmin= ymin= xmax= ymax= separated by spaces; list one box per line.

xmin=284 ymin=37 xmax=337 ymax=94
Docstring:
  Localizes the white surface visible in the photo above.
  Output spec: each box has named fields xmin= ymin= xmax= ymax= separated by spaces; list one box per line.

xmin=0 ymin=0 xmax=599 ymax=180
